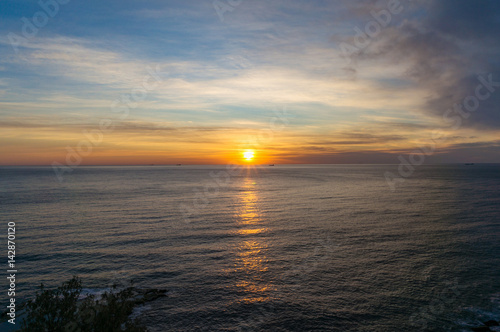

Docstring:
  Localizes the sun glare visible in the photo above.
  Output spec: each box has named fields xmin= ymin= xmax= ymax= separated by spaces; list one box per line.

xmin=243 ymin=150 xmax=255 ymax=162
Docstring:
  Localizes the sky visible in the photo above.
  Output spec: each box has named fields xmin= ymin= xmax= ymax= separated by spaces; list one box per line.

xmin=0 ymin=0 xmax=499 ymax=165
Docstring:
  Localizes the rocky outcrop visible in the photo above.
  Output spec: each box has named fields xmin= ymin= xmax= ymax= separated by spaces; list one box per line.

xmin=471 ymin=320 xmax=500 ymax=332
xmin=128 ymin=288 xmax=168 ymax=305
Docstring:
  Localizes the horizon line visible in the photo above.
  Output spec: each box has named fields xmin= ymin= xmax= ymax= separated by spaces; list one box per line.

xmin=0 ymin=162 xmax=494 ymax=167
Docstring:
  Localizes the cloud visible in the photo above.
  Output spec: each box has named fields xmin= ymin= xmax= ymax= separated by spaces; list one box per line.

xmin=345 ymin=0 xmax=500 ymax=129
xmin=428 ymin=0 xmax=500 ymax=41
xmin=307 ymin=133 xmax=406 ymax=146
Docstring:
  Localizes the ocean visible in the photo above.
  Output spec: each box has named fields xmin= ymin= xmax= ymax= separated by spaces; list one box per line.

xmin=1 ymin=164 xmax=499 ymax=331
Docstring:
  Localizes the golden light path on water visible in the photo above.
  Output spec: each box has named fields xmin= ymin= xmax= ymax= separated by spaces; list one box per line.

xmin=232 ymin=174 xmax=273 ymax=304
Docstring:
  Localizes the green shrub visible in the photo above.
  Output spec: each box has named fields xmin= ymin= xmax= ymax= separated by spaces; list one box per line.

xmin=18 ymin=276 xmax=147 ymax=332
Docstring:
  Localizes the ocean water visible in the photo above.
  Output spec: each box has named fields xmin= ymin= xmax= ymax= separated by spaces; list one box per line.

xmin=1 ymin=164 xmax=499 ymax=331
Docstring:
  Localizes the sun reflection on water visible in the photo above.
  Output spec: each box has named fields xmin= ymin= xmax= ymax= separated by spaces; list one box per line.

xmin=231 ymin=177 xmax=273 ymax=303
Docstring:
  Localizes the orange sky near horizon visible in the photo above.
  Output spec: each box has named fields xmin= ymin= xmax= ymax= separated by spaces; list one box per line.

xmin=1 ymin=120 xmax=499 ymax=165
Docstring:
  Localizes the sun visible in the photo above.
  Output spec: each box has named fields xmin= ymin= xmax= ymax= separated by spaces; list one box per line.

xmin=243 ymin=150 xmax=255 ymax=162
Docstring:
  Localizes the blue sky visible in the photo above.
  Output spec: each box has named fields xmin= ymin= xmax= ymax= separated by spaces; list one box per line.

xmin=1 ymin=0 xmax=499 ymax=165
